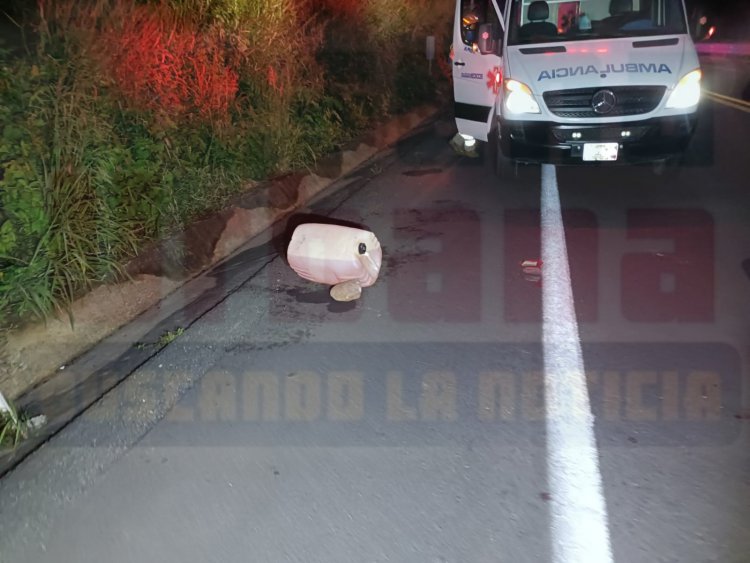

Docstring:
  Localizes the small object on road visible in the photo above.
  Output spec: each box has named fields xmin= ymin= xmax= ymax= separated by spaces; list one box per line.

xmin=521 ymin=259 xmax=542 ymax=269
xmin=521 ymin=259 xmax=543 ymax=286
xmin=287 ymin=223 xmax=383 ymax=302
xmin=521 ymin=259 xmax=543 ymax=276
xmin=27 ymin=415 xmax=47 ymax=431
xmin=330 ymin=279 xmax=363 ymax=302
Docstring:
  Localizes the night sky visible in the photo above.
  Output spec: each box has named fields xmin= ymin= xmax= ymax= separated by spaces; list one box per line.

xmin=688 ymin=0 xmax=747 ymax=16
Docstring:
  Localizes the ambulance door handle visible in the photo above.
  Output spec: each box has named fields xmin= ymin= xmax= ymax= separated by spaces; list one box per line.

xmin=454 ymin=61 xmax=466 ymax=67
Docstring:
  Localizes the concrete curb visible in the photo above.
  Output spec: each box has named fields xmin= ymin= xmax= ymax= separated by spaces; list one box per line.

xmin=0 ymin=104 xmax=441 ymax=404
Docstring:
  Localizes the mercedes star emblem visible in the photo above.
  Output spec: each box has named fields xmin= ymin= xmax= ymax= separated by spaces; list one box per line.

xmin=591 ymin=89 xmax=617 ymax=114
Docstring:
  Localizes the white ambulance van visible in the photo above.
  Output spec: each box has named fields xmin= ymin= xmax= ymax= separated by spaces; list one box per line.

xmin=452 ymin=0 xmax=705 ymax=173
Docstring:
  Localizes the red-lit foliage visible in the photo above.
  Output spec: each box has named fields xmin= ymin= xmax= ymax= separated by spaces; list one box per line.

xmin=310 ymin=0 xmax=364 ymax=18
xmin=100 ymin=7 xmax=238 ymax=121
xmin=267 ymin=65 xmax=282 ymax=94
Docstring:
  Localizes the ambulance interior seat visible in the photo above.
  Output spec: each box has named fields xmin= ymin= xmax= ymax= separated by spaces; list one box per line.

xmin=518 ymin=1 xmax=558 ymax=41
xmin=600 ymin=0 xmax=644 ymax=31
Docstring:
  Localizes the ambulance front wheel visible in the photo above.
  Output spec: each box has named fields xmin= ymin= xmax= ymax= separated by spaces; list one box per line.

xmin=491 ymin=128 xmax=513 ymax=181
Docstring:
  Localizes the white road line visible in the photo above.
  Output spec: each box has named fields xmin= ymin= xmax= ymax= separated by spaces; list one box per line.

xmin=540 ymin=164 xmax=614 ymax=563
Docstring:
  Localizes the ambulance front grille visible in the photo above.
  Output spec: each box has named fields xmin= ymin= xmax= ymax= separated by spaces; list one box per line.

xmin=543 ymin=86 xmax=667 ymax=118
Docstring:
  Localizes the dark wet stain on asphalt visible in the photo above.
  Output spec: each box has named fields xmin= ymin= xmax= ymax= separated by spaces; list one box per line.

xmin=327 ymin=300 xmax=357 ymax=313
xmin=285 ymin=288 xmax=329 ymax=304
xmin=284 ymin=288 xmax=357 ymax=313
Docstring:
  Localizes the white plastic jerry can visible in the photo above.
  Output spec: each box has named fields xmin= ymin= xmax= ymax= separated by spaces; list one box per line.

xmin=287 ymin=223 xmax=383 ymax=301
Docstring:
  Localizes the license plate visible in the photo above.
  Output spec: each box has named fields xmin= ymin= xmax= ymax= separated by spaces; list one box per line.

xmin=582 ymin=142 xmax=619 ymax=161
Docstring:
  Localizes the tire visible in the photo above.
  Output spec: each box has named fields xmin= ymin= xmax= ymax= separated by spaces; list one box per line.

xmin=490 ymin=125 xmax=513 ymax=180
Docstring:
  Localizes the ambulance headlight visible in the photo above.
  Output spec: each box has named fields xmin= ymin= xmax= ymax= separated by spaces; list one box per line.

xmin=504 ymin=79 xmax=541 ymax=114
xmin=666 ymin=70 xmax=702 ymax=109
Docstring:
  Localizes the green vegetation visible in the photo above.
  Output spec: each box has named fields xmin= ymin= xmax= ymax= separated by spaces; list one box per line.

xmin=158 ymin=327 xmax=185 ymax=346
xmin=0 ymin=0 xmax=453 ymax=330
xmin=0 ymin=399 xmax=27 ymax=450
xmin=135 ymin=326 xmax=185 ymax=350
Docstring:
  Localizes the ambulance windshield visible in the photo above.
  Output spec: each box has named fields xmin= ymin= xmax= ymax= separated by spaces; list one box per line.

xmin=507 ymin=0 xmax=688 ymax=45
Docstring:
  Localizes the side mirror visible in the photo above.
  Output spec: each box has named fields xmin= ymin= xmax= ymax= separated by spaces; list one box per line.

xmin=476 ymin=23 xmax=497 ymax=55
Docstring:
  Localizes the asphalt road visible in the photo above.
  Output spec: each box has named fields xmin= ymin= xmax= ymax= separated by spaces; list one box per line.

xmin=700 ymin=52 xmax=750 ymax=101
xmin=0 ymin=90 xmax=749 ymax=563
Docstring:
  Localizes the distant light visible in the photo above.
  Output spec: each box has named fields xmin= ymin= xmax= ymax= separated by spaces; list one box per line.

xmin=621 ymin=130 xmax=631 ymax=138
xmin=482 ymin=31 xmax=489 ymax=40
xmin=708 ymin=26 xmax=716 ymax=38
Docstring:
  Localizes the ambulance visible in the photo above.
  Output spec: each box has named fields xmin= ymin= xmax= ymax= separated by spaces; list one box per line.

xmin=452 ymin=0 xmax=706 ymax=174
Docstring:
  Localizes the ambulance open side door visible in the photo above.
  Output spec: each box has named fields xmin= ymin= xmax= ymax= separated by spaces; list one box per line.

xmin=452 ymin=0 xmax=505 ymax=142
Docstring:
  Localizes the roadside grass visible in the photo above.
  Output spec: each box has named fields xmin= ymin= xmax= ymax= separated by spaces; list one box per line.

xmin=135 ymin=327 xmax=185 ymax=350
xmin=0 ymin=399 xmax=28 ymax=451
xmin=0 ymin=0 xmax=453 ymax=332
xmin=158 ymin=327 xmax=185 ymax=346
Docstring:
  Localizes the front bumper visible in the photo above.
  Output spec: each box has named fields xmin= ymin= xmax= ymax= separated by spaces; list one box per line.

xmin=499 ymin=114 xmax=698 ymax=164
